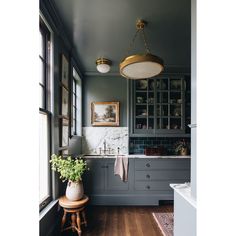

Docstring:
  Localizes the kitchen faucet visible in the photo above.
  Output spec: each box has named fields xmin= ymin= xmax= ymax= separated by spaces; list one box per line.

xmin=103 ymin=140 xmax=106 ymax=153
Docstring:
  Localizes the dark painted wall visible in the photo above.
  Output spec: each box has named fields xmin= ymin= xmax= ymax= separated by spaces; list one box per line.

xmin=40 ymin=1 xmax=83 ymax=236
xmin=83 ymin=75 xmax=128 ymax=127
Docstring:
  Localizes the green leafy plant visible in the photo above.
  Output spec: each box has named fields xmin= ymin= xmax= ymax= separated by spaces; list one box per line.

xmin=174 ymin=139 xmax=189 ymax=154
xmin=50 ymin=154 xmax=88 ymax=182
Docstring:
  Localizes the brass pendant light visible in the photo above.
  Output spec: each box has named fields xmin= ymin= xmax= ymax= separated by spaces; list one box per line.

xmin=120 ymin=19 xmax=164 ymax=79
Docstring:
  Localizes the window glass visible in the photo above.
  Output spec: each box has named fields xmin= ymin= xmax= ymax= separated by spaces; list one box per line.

xmin=39 ymin=112 xmax=49 ymax=203
xmin=72 ymin=67 xmax=82 ymax=136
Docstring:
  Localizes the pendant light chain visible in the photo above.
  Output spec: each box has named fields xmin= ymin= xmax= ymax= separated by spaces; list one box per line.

xmin=126 ymin=28 xmax=140 ymax=56
xmin=125 ymin=28 xmax=151 ymax=56
xmin=142 ymin=28 xmax=151 ymax=54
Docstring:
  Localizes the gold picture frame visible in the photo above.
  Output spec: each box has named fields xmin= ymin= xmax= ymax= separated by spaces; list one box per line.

xmin=91 ymin=102 xmax=120 ymax=126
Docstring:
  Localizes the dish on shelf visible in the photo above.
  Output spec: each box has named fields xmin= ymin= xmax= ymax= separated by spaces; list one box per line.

xmin=149 ymin=81 xmax=155 ymax=90
xmin=136 ymin=96 xmax=143 ymax=103
xmin=170 ymin=80 xmax=186 ymax=90
xmin=157 ymin=80 xmax=167 ymax=89
xmin=137 ymin=80 xmax=147 ymax=89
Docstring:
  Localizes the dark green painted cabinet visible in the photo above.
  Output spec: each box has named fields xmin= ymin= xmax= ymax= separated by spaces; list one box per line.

xmin=129 ymin=75 xmax=191 ymax=137
xmin=83 ymin=159 xmax=129 ymax=194
xmin=83 ymin=158 xmax=190 ymax=205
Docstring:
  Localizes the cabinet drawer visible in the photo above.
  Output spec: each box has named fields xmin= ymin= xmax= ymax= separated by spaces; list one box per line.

xmin=135 ymin=170 xmax=190 ymax=181
xmin=135 ymin=181 xmax=172 ymax=191
xmin=135 ymin=159 xmax=190 ymax=170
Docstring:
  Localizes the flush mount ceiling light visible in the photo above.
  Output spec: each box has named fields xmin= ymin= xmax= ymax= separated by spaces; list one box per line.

xmin=120 ymin=19 xmax=164 ymax=80
xmin=96 ymin=58 xmax=112 ymax=73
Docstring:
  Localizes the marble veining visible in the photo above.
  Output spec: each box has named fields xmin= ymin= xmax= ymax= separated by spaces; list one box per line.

xmin=82 ymin=127 xmax=128 ymax=155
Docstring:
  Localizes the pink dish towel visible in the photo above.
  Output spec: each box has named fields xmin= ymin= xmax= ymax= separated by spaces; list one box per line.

xmin=114 ymin=155 xmax=129 ymax=182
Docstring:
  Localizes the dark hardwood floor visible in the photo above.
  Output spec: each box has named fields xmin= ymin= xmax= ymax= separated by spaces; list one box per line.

xmin=60 ymin=205 xmax=173 ymax=236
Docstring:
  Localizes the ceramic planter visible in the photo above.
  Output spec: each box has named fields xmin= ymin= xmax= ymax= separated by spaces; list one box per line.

xmin=66 ymin=180 xmax=84 ymax=201
xmin=180 ymin=147 xmax=188 ymax=156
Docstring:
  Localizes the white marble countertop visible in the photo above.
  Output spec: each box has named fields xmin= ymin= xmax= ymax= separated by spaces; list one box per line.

xmin=170 ymin=183 xmax=196 ymax=208
xmin=83 ymin=154 xmax=191 ymax=159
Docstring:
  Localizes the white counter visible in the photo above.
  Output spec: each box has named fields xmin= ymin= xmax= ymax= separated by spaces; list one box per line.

xmin=170 ymin=183 xmax=196 ymax=208
xmin=83 ymin=154 xmax=191 ymax=159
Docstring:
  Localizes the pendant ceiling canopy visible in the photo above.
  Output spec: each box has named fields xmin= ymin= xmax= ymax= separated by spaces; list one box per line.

xmin=120 ymin=19 xmax=164 ymax=80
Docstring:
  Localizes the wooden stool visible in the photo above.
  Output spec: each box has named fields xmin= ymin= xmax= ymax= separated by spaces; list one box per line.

xmin=59 ymin=195 xmax=89 ymax=236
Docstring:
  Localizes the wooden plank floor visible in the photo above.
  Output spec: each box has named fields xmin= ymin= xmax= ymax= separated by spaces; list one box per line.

xmin=61 ymin=205 xmax=173 ymax=236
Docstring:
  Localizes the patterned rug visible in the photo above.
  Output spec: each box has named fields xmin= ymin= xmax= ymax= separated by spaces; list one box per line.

xmin=152 ymin=212 xmax=174 ymax=236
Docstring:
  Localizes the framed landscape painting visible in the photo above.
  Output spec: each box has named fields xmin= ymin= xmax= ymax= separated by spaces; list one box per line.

xmin=91 ymin=101 xmax=120 ymax=126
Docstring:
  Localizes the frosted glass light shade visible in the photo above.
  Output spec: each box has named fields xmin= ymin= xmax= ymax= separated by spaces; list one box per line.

xmin=96 ymin=64 xmax=111 ymax=73
xmin=96 ymin=58 xmax=111 ymax=73
xmin=120 ymin=54 xmax=164 ymax=79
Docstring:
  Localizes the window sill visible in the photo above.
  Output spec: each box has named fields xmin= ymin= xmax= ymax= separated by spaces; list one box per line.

xmin=39 ymin=199 xmax=58 ymax=221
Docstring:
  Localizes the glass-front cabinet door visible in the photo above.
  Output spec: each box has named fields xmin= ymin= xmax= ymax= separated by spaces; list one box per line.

xmin=131 ymin=75 xmax=190 ymax=136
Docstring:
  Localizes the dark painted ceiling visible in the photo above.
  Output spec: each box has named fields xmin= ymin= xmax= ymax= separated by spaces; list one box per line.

xmin=53 ymin=0 xmax=191 ymax=75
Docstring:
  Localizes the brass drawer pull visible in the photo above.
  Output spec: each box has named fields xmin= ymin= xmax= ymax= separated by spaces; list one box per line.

xmin=146 ymin=163 xmax=150 ymax=167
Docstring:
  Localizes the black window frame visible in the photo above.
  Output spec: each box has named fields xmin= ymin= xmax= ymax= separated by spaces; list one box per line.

xmin=39 ymin=18 xmax=52 ymax=211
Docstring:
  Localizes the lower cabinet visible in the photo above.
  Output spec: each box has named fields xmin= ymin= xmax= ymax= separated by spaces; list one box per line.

xmin=83 ymin=158 xmax=190 ymax=205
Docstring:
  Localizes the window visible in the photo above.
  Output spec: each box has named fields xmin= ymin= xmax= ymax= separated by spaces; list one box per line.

xmin=39 ymin=19 xmax=52 ymax=210
xmin=71 ymin=67 xmax=82 ymax=136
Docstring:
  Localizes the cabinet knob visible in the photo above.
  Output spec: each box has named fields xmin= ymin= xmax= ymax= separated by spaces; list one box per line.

xmin=146 ymin=185 xmax=150 ymax=189
xmin=146 ymin=174 xmax=150 ymax=179
xmin=146 ymin=163 xmax=150 ymax=167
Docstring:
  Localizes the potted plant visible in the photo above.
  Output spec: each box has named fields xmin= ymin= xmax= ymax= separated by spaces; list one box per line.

xmin=174 ymin=139 xmax=190 ymax=156
xmin=50 ymin=154 xmax=88 ymax=201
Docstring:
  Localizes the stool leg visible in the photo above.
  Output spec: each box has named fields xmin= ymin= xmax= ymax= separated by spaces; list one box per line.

xmin=82 ymin=210 xmax=88 ymax=227
xmin=76 ymin=212 xmax=82 ymax=236
xmin=71 ymin=213 xmax=77 ymax=232
xmin=61 ymin=210 xmax=67 ymax=231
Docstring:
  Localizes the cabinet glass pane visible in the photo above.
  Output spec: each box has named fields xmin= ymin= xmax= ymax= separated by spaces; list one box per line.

xmin=136 ymin=118 xmax=147 ymax=129
xmin=148 ymin=105 xmax=154 ymax=116
xmin=136 ymin=105 xmax=147 ymax=117
xmin=170 ymin=79 xmax=182 ymax=90
xmin=148 ymin=118 xmax=154 ymax=130
xmin=161 ymin=92 xmax=168 ymax=103
xmin=156 ymin=118 xmax=160 ymax=129
xmin=157 ymin=105 xmax=161 ymax=116
xmin=156 ymin=79 xmax=161 ymax=89
xmin=161 ymin=105 xmax=168 ymax=116
xmin=149 ymin=79 xmax=154 ymax=91
xmin=136 ymin=92 xmax=147 ymax=104
xmin=170 ymin=92 xmax=182 ymax=102
xmin=170 ymin=118 xmax=181 ymax=129
xmin=161 ymin=79 xmax=168 ymax=90
xmin=170 ymin=104 xmax=182 ymax=117
xmin=156 ymin=91 xmax=160 ymax=103
xmin=161 ymin=118 xmax=169 ymax=129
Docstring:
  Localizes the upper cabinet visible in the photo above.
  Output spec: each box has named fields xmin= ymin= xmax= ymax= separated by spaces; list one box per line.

xmin=129 ymin=75 xmax=191 ymax=137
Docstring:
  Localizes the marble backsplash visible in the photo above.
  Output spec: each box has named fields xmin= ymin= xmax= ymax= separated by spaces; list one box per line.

xmin=82 ymin=127 xmax=128 ymax=155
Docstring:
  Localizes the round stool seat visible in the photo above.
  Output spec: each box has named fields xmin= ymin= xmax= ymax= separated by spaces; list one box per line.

xmin=59 ymin=195 xmax=89 ymax=209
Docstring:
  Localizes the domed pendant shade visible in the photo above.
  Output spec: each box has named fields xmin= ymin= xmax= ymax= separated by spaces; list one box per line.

xmin=96 ymin=58 xmax=112 ymax=73
xmin=120 ymin=20 xmax=164 ymax=79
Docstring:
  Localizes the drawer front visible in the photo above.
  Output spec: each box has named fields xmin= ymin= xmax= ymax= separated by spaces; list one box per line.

xmin=135 ymin=170 xmax=190 ymax=181
xmin=135 ymin=159 xmax=190 ymax=170
xmin=135 ymin=181 xmax=173 ymax=191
